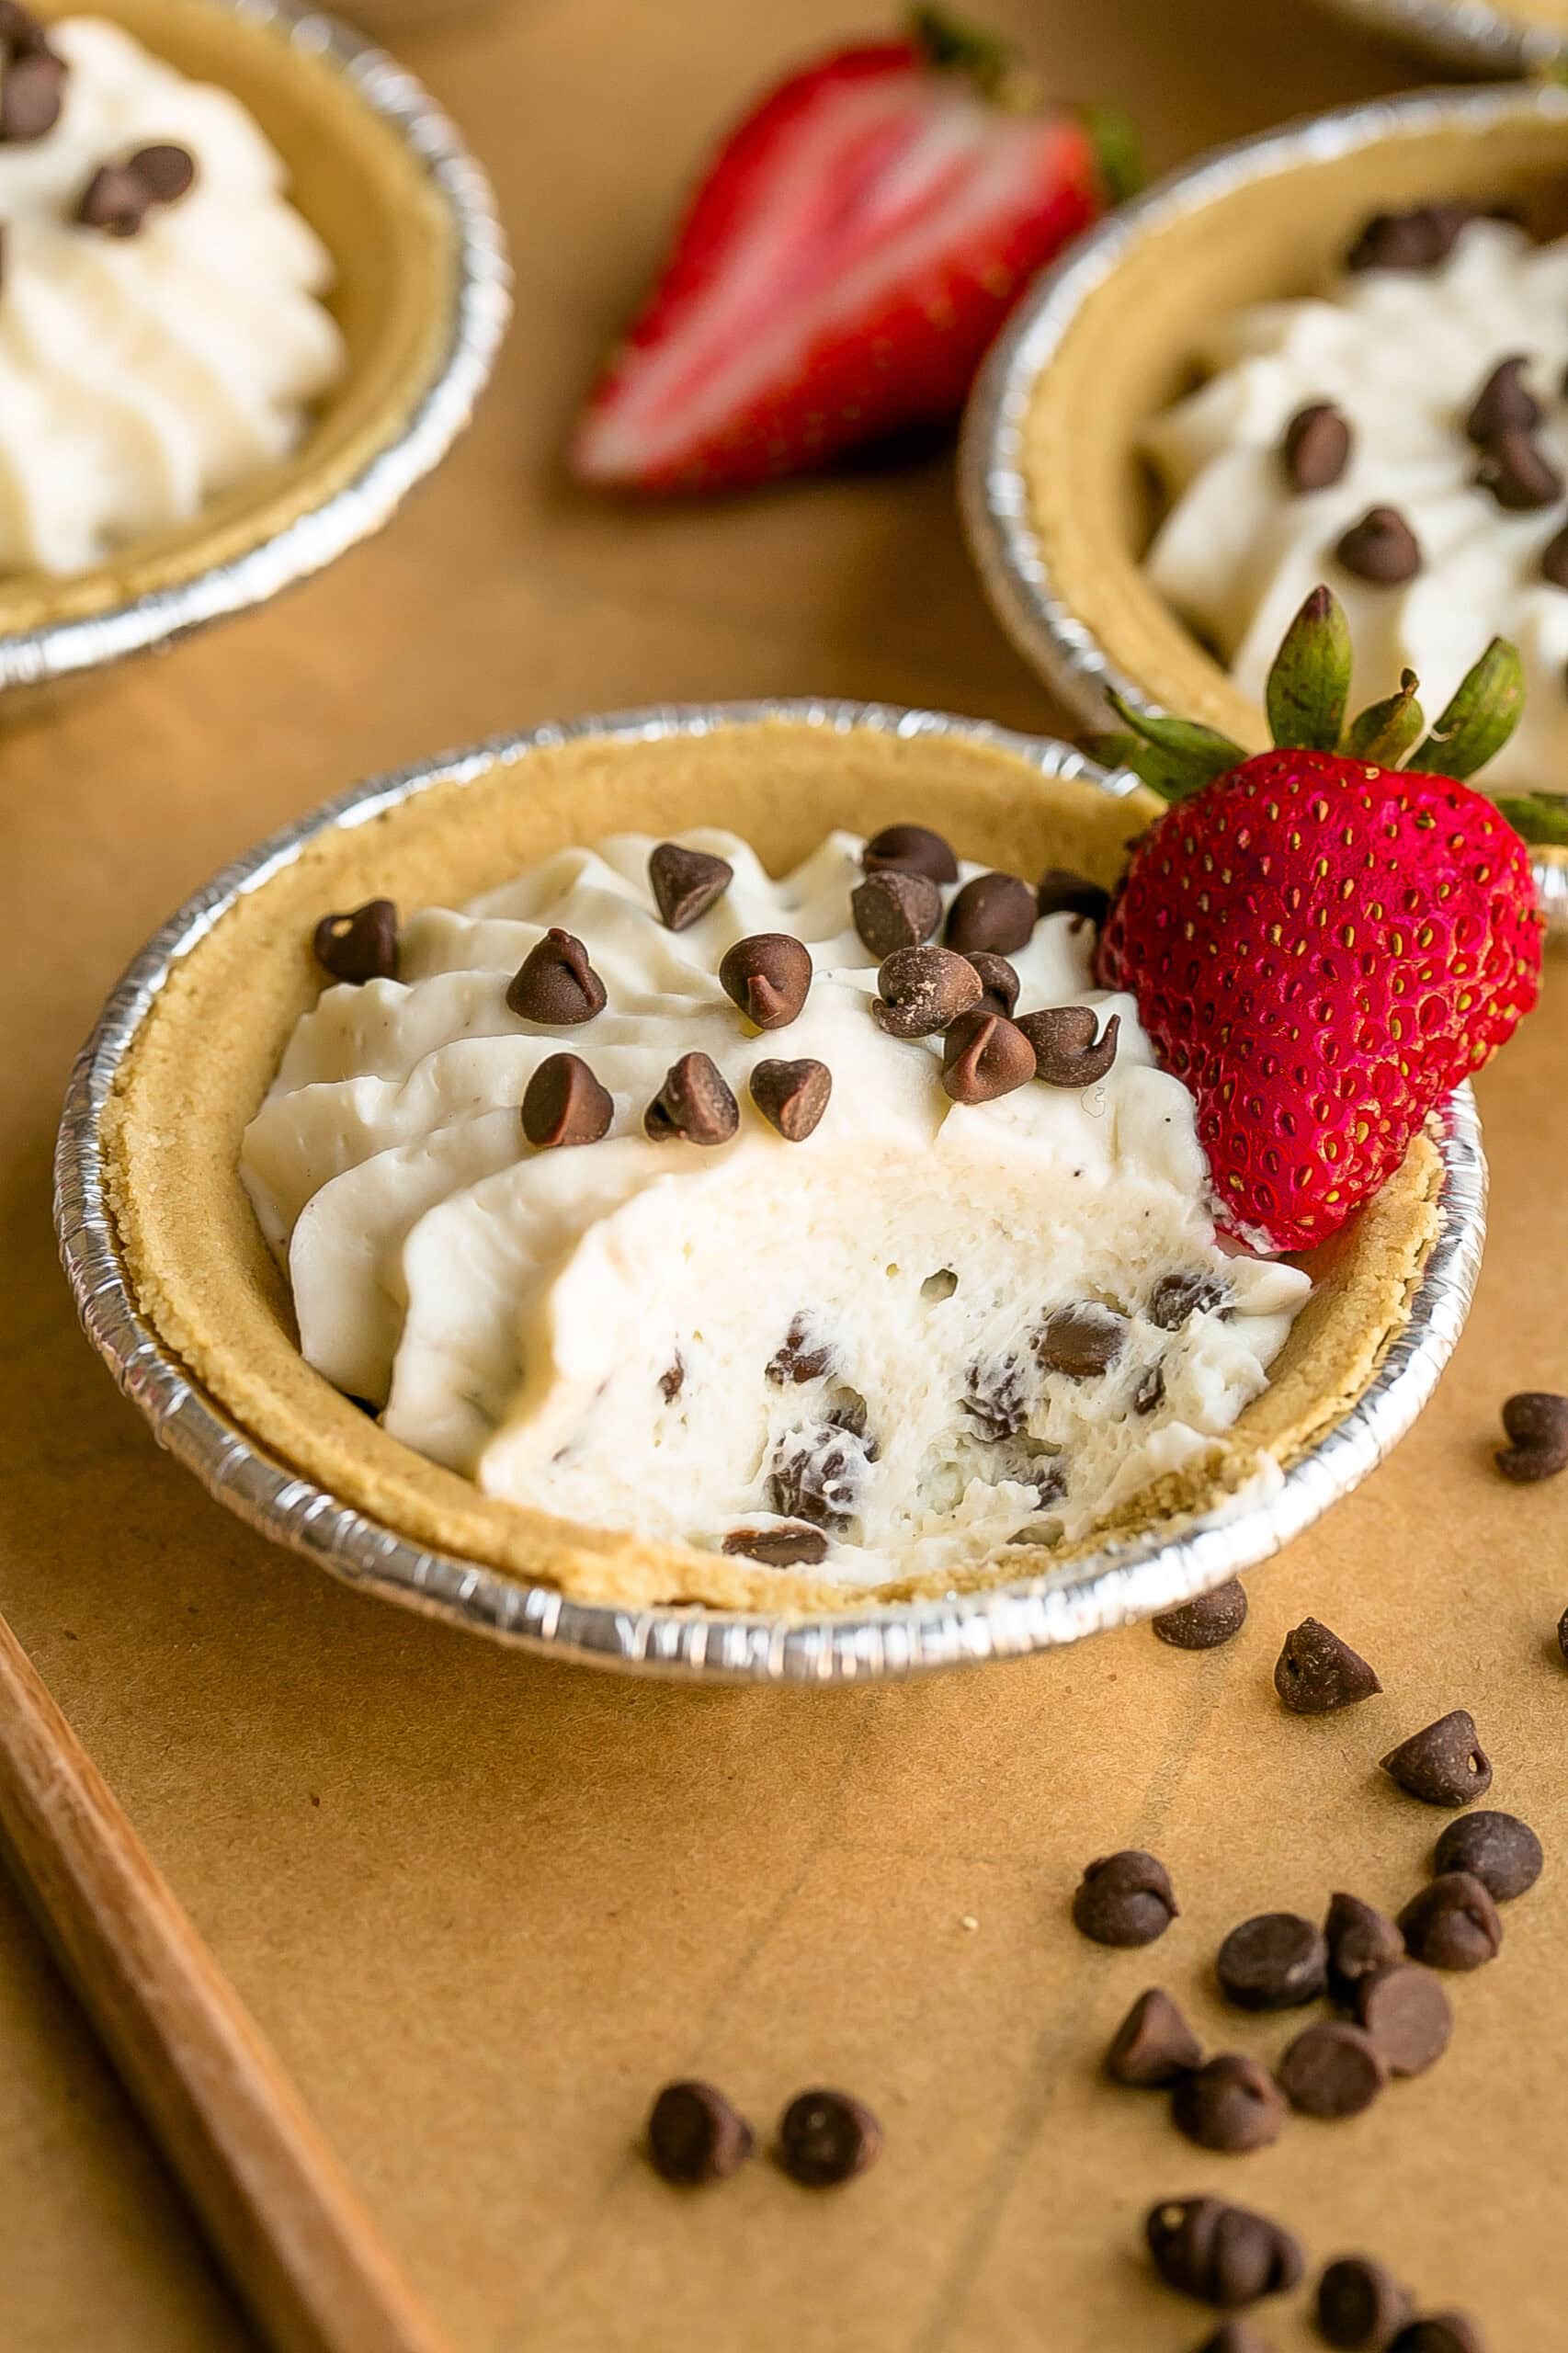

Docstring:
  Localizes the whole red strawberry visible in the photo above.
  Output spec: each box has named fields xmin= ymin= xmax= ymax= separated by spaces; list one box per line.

xmin=572 ymin=10 xmax=1133 ymax=494
xmin=1090 ymin=589 xmax=1545 ymax=1250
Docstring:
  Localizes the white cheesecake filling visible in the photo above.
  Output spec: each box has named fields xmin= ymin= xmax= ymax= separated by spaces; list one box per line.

xmin=0 ymin=17 xmax=343 ymax=575
xmin=1142 ymin=217 xmax=1568 ymax=791
xmin=241 ymin=831 xmax=1311 ymax=1586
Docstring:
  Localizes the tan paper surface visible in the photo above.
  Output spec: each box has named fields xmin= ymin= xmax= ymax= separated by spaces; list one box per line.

xmin=3 ymin=2 xmax=1564 ymax=2346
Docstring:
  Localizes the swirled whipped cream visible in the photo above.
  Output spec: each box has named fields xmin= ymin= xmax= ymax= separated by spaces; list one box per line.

xmin=0 ymin=15 xmax=343 ymax=574
xmin=1143 ymin=211 xmax=1568 ymax=790
xmin=241 ymin=827 xmax=1310 ymax=1586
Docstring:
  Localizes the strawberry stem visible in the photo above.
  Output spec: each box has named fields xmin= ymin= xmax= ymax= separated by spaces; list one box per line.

xmin=908 ymin=6 xmax=1040 ymax=108
xmin=1412 ymin=637 xmax=1524 ymax=780
xmin=1344 ymin=670 xmax=1425 ymax=767
xmin=1494 ymin=792 xmax=1568 ymax=848
xmin=1101 ymin=690 xmax=1243 ymax=803
xmin=1267 ymin=585 xmax=1352 ymax=753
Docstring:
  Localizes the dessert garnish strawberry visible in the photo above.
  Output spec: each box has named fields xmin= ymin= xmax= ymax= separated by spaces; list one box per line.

xmin=571 ymin=9 xmax=1135 ymax=493
xmin=1085 ymin=587 xmax=1551 ymax=1250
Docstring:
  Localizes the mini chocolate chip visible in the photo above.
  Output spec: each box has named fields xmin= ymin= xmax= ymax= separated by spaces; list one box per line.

xmin=1433 ymin=1810 xmax=1543 ymax=1902
xmin=851 ymin=869 xmax=941 ymax=957
xmin=1217 ymin=1913 xmax=1328 ymax=2010
xmin=76 ymin=163 xmax=151 ymax=236
xmin=862 ymin=822 xmax=957 ymax=883
xmin=1133 ymin=1362 xmax=1165 ymax=1415
xmin=1277 ymin=2021 xmax=1386 ymax=2120
xmin=1397 ymin=1871 xmax=1502 ymax=1970
xmin=964 ymin=950 xmax=1019 ymax=1017
xmin=1017 ymin=1005 xmax=1120 ymax=1086
xmin=751 ymin=1056 xmax=832 ymax=1142
xmin=312 ymin=899 xmax=397 ymax=984
xmin=873 ymin=944 xmax=983 ymax=1038
xmin=767 ymin=1317 xmax=833 ymax=1384
xmin=941 ymin=1009 xmax=1037 ymax=1105
xmin=1072 ymin=1850 xmax=1177 ymax=1947
xmin=520 ymin=1052 xmax=612 ymax=1148
xmin=1475 ymin=425 xmax=1564 ymax=512
xmin=1380 ymin=1711 xmax=1492 ymax=1806
xmin=1173 ymin=2053 xmax=1286 ymax=2154
xmin=1146 ymin=2196 xmax=1304 ymax=2307
xmin=1388 ymin=2317 xmax=1486 ymax=2353
xmin=0 ymin=43 xmax=64 ymax=145
xmin=506 ymin=928 xmax=606 ymax=1025
xmin=1354 ymin=1962 xmax=1451 ymax=2076
xmin=1105 ymin=1987 xmax=1202 ymax=2086
xmin=1541 ymin=524 xmax=1568 ymax=590
xmin=1152 ymin=1580 xmax=1248 ymax=1651
xmin=1274 ymin=1618 xmax=1382 ymax=1714
xmin=1036 ymin=1302 xmax=1128 ymax=1378
xmin=1036 ymin=868 xmax=1110 ymax=925
xmin=659 ymin=1357 xmax=685 ymax=1404
xmin=1494 ymin=1389 xmax=1568 ymax=1481
xmin=1464 ymin=354 xmax=1540 ymax=444
xmin=722 ymin=1524 xmax=828 ymax=1568
xmin=1318 ymin=2255 xmax=1415 ymax=2347
xmin=1346 ymin=204 xmax=1473 ymax=273
xmin=960 ymin=1356 xmax=1028 ymax=1440
xmin=644 ymin=1051 xmax=739 ymax=1145
xmin=648 ymin=841 xmax=733 ymax=930
xmin=719 ymin=933 xmax=812 ymax=1029
xmin=767 ymin=1423 xmax=862 ymax=1528
xmin=776 ymin=2089 xmax=881 ymax=2186
xmin=130 ymin=142 xmax=196 ymax=203
xmin=647 ymin=2081 xmax=754 ymax=2184
xmin=1149 ymin=1270 xmax=1228 ymax=1331
xmin=1336 ymin=506 xmax=1422 ymax=584
xmin=1283 ymin=400 xmax=1352 ymax=492
xmin=1324 ymin=1893 xmax=1404 ymax=2003
xmin=945 ymin=870 xmax=1036 ymax=955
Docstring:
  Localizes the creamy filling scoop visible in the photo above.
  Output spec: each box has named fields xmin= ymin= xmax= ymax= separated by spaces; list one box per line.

xmin=241 ymin=827 xmax=1311 ymax=1587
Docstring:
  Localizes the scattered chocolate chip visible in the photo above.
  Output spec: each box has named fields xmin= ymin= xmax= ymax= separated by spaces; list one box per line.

xmin=1346 ymin=204 xmax=1473 ymax=273
xmin=767 ymin=1423 xmax=863 ymax=1528
xmin=960 ymin=1357 xmax=1028 ymax=1441
xmin=1196 ymin=2326 xmax=1276 ymax=2353
xmin=1464 ymin=354 xmax=1540 ymax=444
xmin=1380 ymin=1711 xmax=1492 ymax=1807
xmin=872 ymin=944 xmax=983 ymax=1038
xmin=1105 ymin=1987 xmax=1202 ymax=2086
xmin=1149 ymin=1270 xmax=1228 ymax=1331
xmin=1217 ymin=1913 xmax=1328 ymax=2010
xmin=648 ymin=841 xmax=733 ymax=930
xmin=1388 ymin=2317 xmax=1486 ymax=2353
xmin=1494 ymin=1390 xmax=1568 ymax=1481
xmin=1277 ymin=2021 xmax=1386 ymax=2120
xmin=1317 ymin=2255 xmax=1415 ymax=2347
xmin=945 ymin=870 xmax=1037 ymax=956
xmin=644 ymin=1051 xmax=739 ymax=1145
xmin=1336 ymin=506 xmax=1422 ymax=585
xmin=1433 ymin=1810 xmax=1543 ymax=1902
xmin=1540 ymin=524 xmax=1568 ymax=590
xmin=1283 ymin=400 xmax=1352 ymax=492
xmin=520 ymin=1052 xmax=612 ymax=1148
xmin=964 ymin=950 xmax=1019 ymax=1017
xmin=1173 ymin=2053 xmax=1287 ymax=2154
xmin=1017 ymin=1005 xmax=1120 ymax=1087
xmin=750 ymin=1056 xmax=831 ymax=1142
xmin=659 ymin=1357 xmax=685 ymax=1404
xmin=1153 ymin=1580 xmax=1248 ymax=1651
xmin=1036 ymin=1302 xmax=1128 ymax=1378
xmin=0 ymin=6 xmax=64 ymax=146
xmin=1072 ymin=1850 xmax=1177 ymax=1947
xmin=767 ymin=1317 xmax=833 ymax=1385
xmin=1397 ymin=1871 xmax=1502 ymax=1971
xmin=1474 ymin=425 xmax=1564 ymax=512
xmin=1354 ymin=1961 xmax=1452 ymax=2076
xmin=1036 ymin=868 xmax=1110 ymax=926
xmin=129 ymin=142 xmax=196 ymax=204
xmin=506 ymin=928 xmax=606 ymax=1025
xmin=941 ymin=1009 xmax=1037 ymax=1105
xmin=862 ymin=821 xmax=957 ymax=884
xmin=722 ymin=1524 xmax=828 ymax=1568
xmin=312 ymin=899 xmax=397 ymax=984
xmin=718 ymin=933 xmax=812 ymax=1029
xmin=647 ymin=2081 xmax=754 ymax=2184
xmin=776 ymin=2089 xmax=881 ymax=2186
xmin=1146 ymin=2196 xmax=1304 ymax=2307
xmin=1133 ymin=1363 xmax=1166 ymax=1415
xmin=75 ymin=163 xmax=152 ymax=237
xmin=1324 ymin=1893 xmax=1404 ymax=2003
xmin=851 ymin=868 xmax=941 ymax=957
xmin=1274 ymin=1618 xmax=1382 ymax=1715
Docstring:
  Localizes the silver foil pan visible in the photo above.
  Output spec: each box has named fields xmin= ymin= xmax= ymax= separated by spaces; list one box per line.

xmin=959 ymin=82 xmax=1568 ymax=937
xmin=0 ymin=0 xmax=509 ymax=697
xmin=54 ymin=702 xmax=1487 ymax=1683
xmin=1314 ymin=0 xmax=1561 ymax=74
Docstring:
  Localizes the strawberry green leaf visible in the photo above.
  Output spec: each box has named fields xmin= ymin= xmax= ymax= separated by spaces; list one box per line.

xmin=1494 ymin=792 xmax=1568 ymax=848
xmin=1412 ymin=637 xmax=1524 ymax=780
xmin=1265 ymin=585 xmax=1352 ymax=752
xmin=1344 ymin=669 xmax=1424 ymax=767
xmin=1101 ymin=692 xmax=1243 ymax=803
xmin=910 ymin=8 xmax=1009 ymax=90
xmin=1080 ymin=106 xmax=1142 ymax=204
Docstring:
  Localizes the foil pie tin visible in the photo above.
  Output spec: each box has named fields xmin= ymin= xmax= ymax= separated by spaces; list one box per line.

xmin=1314 ymin=0 xmax=1562 ymax=74
xmin=54 ymin=702 xmax=1487 ymax=1683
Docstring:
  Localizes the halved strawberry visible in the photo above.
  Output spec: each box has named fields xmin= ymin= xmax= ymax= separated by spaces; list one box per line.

xmin=572 ymin=9 xmax=1131 ymax=494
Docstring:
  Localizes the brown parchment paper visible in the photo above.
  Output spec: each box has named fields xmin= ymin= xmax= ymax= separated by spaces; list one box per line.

xmin=2 ymin=2 xmax=1564 ymax=2347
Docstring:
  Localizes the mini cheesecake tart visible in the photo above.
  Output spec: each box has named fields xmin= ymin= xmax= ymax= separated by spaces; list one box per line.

xmin=95 ymin=713 xmax=1445 ymax=1616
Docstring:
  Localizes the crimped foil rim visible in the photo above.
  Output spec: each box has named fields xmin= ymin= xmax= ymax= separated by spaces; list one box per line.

xmin=958 ymin=78 xmax=1568 ymax=935
xmin=0 ymin=0 xmax=510 ymax=692
xmin=1315 ymin=0 xmax=1560 ymax=73
xmin=54 ymin=700 xmax=1486 ymax=1683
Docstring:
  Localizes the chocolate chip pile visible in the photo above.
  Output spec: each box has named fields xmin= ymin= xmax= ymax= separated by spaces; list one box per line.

xmin=0 ymin=5 xmax=197 ymax=254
